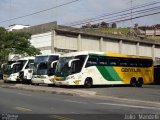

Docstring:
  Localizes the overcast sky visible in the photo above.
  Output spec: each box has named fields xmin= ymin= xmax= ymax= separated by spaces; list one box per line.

xmin=0 ymin=0 xmax=160 ymax=28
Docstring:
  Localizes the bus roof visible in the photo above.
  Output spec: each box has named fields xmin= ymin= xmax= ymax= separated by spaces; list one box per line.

xmin=36 ymin=54 xmax=60 ymax=57
xmin=60 ymin=51 xmax=152 ymax=59
xmin=18 ymin=56 xmax=35 ymax=61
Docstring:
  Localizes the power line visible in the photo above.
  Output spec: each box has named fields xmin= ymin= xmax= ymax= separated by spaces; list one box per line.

xmin=0 ymin=0 xmax=80 ymax=24
xmin=66 ymin=5 xmax=160 ymax=27
xmin=66 ymin=1 xmax=160 ymax=26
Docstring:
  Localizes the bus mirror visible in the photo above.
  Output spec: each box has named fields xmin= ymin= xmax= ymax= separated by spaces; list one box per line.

xmin=1 ymin=63 xmax=6 ymax=69
xmin=68 ymin=59 xmax=80 ymax=68
xmin=10 ymin=64 xmax=14 ymax=69
xmin=51 ymin=61 xmax=58 ymax=68
xmin=10 ymin=62 xmax=20 ymax=69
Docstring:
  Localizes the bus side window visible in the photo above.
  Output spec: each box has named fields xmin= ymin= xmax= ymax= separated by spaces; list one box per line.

xmin=129 ymin=59 xmax=138 ymax=67
xmin=25 ymin=60 xmax=34 ymax=69
xmin=139 ymin=59 xmax=153 ymax=67
xmin=86 ymin=57 xmax=98 ymax=67
xmin=108 ymin=58 xmax=119 ymax=66
xmin=99 ymin=57 xmax=108 ymax=66
xmin=119 ymin=58 xmax=128 ymax=66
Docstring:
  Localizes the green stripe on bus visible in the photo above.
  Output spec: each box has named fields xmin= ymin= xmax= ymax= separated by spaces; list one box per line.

xmin=97 ymin=66 xmax=122 ymax=81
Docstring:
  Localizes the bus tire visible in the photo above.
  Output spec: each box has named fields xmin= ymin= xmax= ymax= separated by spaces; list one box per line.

xmin=84 ymin=78 xmax=93 ymax=88
xmin=137 ymin=78 xmax=143 ymax=87
xmin=130 ymin=77 xmax=137 ymax=87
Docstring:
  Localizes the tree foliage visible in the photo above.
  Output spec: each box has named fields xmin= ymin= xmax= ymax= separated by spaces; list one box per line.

xmin=0 ymin=27 xmax=41 ymax=62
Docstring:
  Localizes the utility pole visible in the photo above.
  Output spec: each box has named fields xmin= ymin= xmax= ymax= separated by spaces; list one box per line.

xmin=130 ymin=0 xmax=135 ymax=35
xmin=130 ymin=0 xmax=133 ymax=26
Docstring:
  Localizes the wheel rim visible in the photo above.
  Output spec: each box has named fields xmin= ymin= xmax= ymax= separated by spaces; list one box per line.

xmin=85 ymin=80 xmax=92 ymax=88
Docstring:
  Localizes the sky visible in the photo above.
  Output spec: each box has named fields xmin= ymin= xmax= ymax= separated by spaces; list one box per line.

xmin=0 ymin=0 xmax=160 ymax=28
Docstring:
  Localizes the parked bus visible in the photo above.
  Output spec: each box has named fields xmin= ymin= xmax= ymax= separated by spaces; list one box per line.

xmin=1 ymin=60 xmax=16 ymax=80
xmin=5 ymin=57 xmax=35 ymax=82
xmin=31 ymin=54 xmax=60 ymax=86
xmin=55 ymin=51 xmax=153 ymax=87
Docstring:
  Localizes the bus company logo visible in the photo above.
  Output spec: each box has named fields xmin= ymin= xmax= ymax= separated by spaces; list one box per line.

xmin=121 ymin=68 xmax=141 ymax=72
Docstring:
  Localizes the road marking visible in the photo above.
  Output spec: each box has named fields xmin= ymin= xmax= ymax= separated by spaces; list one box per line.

xmin=14 ymin=107 xmax=32 ymax=112
xmin=64 ymin=100 xmax=87 ymax=104
xmin=96 ymin=102 xmax=160 ymax=110
xmin=17 ymin=93 xmax=32 ymax=96
xmin=49 ymin=115 xmax=74 ymax=120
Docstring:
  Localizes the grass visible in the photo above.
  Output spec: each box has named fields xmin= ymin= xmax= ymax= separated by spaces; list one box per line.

xmin=93 ymin=28 xmax=131 ymax=35
xmin=146 ymin=36 xmax=160 ymax=40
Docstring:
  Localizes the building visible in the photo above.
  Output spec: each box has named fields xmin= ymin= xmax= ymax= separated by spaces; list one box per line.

xmin=17 ymin=22 xmax=160 ymax=64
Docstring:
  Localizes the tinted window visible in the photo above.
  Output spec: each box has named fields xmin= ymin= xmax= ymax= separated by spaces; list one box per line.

xmin=108 ymin=58 xmax=119 ymax=66
xmin=99 ymin=57 xmax=108 ymax=66
xmin=119 ymin=58 xmax=129 ymax=66
xmin=49 ymin=55 xmax=59 ymax=62
xmin=25 ymin=59 xmax=34 ymax=69
xmin=86 ymin=56 xmax=98 ymax=67
xmin=139 ymin=59 xmax=153 ymax=67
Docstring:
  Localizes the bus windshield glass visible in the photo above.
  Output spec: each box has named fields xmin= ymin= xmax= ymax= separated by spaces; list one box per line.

xmin=33 ymin=62 xmax=48 ymax=75
xmin=12 ymin=60 xmax=27 ymax=73
xmin=34 ymin=56 xmax=49 ymax=63
xmin=55 ymin=55 xmax=87 ymax=77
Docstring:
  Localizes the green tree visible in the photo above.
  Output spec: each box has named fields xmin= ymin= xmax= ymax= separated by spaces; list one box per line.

xmin=0 ymin=27 xmax=41 ymax=63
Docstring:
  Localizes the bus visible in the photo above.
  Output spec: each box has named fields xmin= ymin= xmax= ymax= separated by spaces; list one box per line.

xmin=31 ymin=54 xmax=60 ymax=86
xmin=1 ymin=60 xmax=17 ymax=80
xmin=54 ymin=51 xmax=153 ymax=87
xmin=5 ymin=57 xmax=35 ymax=82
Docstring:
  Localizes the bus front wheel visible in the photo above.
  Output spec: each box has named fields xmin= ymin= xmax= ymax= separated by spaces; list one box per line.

xmin=84 ymin=78 xmax=93 ymax=88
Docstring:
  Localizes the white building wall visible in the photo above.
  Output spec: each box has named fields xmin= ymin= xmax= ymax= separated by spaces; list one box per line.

xmin=40 ymin=50 xmax=52 ymax=55
xmin=81 ymin=36 xmax=99 ymax=51
xmin=155 ymin=47 xmax=160 ymax=58
xmin=103 ymin=39 xmax=119 ymax=53
xmin=28 ymin=30 xmax=160 ymax=61
xmin=139 ymin=44 xmax=152 ymax=57
xmin=56 ymin=35 xmax=78 ymax=50
xmin=122 ymin=42 xmax=137 ymax=55
xmin=30 ymin=32 xmax=51 ymax=48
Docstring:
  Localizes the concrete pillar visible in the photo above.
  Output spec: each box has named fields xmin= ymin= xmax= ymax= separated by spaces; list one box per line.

xmin=100 ymin=37 xmax=104 ymax=52
xmin=152 ymin=44 xmax=155 ymax=61
xmin=51 ymin=30 xmax=56 ymax=53
xmin=77 ymin=34 xmax=81 ymax=51
xmin=119 ymin=40 xmax=122 ymax=53
xmin=136 ymin=42 xmax=139 ymax=56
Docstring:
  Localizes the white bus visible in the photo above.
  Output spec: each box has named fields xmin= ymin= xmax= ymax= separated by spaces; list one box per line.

xmin=54 ymin=51 xmax=153 ymax=87
xmin=1 ymin=60 xmax=17 ymax=80
xmin=31 ymin=54 xmax=60 ymax=86
xmin=5 ymin=57 xmax=35 ymax=82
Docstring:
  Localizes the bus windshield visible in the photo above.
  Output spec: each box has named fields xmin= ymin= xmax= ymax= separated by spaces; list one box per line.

xmin=33 ymin=62 xmax=48 ymax=75
xmin=34 ymin=56 xmax=49 ymax=63
xmin=12 ymin=60 xmax=27 ymax=73
xmin=55 ymin=55 xmax=87 ymax=77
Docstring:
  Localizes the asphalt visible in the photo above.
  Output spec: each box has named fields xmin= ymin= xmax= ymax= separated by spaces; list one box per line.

xmin=0 ymin=87 xmax=160 ymax=120
xmin=0 ymin=80 xmax=159 ymax=104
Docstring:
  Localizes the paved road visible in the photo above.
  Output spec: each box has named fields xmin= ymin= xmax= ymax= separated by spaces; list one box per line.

xmin=0 ymin=87 xmax=160 ymax=120
xmin=76 ymin=85 xmax=160 ymax=102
